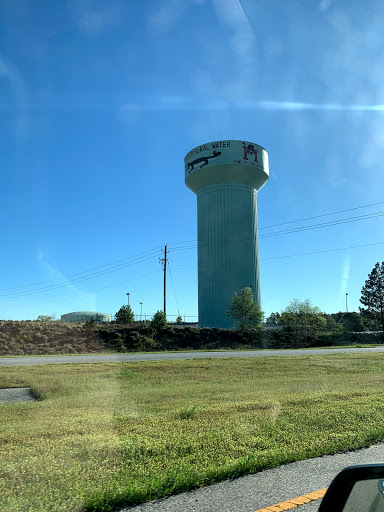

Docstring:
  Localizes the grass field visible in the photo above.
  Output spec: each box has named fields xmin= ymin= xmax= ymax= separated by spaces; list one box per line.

xmin=1 ymin=354 xmax=384 ymax=511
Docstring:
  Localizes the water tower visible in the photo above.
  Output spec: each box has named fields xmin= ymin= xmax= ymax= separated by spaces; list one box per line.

xmin=185 ymin=140 xmax=269 ymax=328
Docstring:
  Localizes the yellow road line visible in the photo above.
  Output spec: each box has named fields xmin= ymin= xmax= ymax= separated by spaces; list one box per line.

xmin=253 ymin=487 xmax=328 ymax=512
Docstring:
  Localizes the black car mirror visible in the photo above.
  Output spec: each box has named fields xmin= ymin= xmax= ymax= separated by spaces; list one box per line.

xmin=319 ymin=464 xmax=384 ymax=512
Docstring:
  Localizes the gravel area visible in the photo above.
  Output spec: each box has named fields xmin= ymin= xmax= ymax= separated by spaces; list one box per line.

xmin=0 ymin=387 xmax=36 ymax=403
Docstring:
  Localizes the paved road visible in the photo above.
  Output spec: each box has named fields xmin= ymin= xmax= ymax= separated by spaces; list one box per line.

xmin=1 ymin=346 xmax=384 ymax=366
xmin=121 ymin=443 xmax=384 ymax=512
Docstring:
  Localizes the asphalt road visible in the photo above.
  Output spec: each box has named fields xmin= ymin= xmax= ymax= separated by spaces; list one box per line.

xmin=120 ymin=443 xmax=384 ymax=512
xmin=1 ymin=346 xmax=384 ymax=366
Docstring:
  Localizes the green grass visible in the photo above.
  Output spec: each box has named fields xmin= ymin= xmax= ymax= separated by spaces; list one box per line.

xmin=1 ymin=354 xmax=384 ymax=511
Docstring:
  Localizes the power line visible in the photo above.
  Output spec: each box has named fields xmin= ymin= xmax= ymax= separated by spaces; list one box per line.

xmin=260 ymin=241 xmax=384 ymax=261
xmin=259 ymin=211 xmax=384 ymax=239
xmin=4 ymin=199 xmax=382 ymax=292
xmin=258 ymin=200 xmax=384 ymax=231
xmin=168 ymin=209 xmax=384 ymax=253
xmin=0 ymin=253 xmax=160 ymax=300
xmin=0 ymin=270 xmax=164 ymax=309
xmin=171 ymin=240 xmax=384 ymax=270
xmin=0 ymin=252 xmax=162 ymax=300
xmin=168 ymin=200 xmax=384 ymax=248
xmin=2 ymin=200 xmax=383 ymax=304
xmin=0 ymin=247 xmax=163 ymax=292
xmin=3 ymin=239 xmax=384 ymax=311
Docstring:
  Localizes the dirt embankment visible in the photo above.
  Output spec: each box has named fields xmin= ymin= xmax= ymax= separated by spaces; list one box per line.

xmin=0 ymin=321 xmax=382 ymax=356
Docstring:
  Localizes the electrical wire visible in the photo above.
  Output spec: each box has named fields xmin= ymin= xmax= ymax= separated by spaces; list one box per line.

xmin=3 ymin=239 xmax=383 ymax=311
xmin=168 ymin=209 xmax=384 ymax=253
xmin=168 ymin=200 xmax=384 ymax=248
xmin=1 ymin=270 xmax=164 ymax=309
xmin=2 ymin=200 xmax=384 ymax=305
xmin=0 ymin=246 xmax=163 ymax=292
xmin=0 ymin=252 xmax=161 ymax=300
xmin=3 ymin=200 xmax=382 ymax=293
xmin=261 ymin=241 xmax=384 ymax=261
xmin=258 ymin=200 xmax=384 ymax=231
xmin=171 ymin=240 xmax=384 ymax=271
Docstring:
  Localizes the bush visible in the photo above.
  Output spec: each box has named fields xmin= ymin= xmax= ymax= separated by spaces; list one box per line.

xmin=176 ymin=405 xmax=197 ymax=420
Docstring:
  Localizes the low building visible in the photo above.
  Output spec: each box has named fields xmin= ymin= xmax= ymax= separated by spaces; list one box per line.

xmin=61 ymin=311 xmax=110 ymax=323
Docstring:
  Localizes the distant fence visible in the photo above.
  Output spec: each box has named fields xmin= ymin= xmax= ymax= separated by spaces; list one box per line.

xmin=108 ymin=314 xmax=234 ymax=326
xmin=108 ymin=313 xmax=199 ymax=324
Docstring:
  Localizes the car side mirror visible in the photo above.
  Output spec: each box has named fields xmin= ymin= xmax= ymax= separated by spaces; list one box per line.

xmin=319 ymin=464 xmax=384 ymax=512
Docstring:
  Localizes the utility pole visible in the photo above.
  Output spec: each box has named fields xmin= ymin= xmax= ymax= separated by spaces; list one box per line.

xmin=345 ymin=293 xmax=349 ymax=332
xmin=159 ymin=245 xmax=168 ymax=316
xmin=126 ymin=293 xmax=130 ymax=306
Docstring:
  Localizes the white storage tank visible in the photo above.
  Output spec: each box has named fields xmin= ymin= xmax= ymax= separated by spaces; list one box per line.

xmin=185 ymin=140 xmax=269 ymax=328
xmin=61 ymin=311 xmax=110 ymax=323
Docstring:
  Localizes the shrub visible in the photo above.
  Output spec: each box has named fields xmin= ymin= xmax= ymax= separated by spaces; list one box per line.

xmin=176 ymin=405 xmax=197 ymax=420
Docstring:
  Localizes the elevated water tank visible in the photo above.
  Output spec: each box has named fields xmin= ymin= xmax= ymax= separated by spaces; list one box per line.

xmin=185 ymin=140 xmax=269 ymax=328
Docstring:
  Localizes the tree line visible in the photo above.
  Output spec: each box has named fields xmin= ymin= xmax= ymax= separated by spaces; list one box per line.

xmin=226 ymin=261 xmax=384 ymax=340
xmin=34 ymin=262 xmax=384 ymax=344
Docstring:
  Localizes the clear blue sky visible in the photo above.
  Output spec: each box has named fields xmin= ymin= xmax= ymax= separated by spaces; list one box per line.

xmin=1 ymin=0 xmax=384 ymax=321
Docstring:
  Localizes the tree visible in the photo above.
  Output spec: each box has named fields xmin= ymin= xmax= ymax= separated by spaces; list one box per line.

xmin=329 ymin=311 xmax=366 ymax=332
xmin=344 ymin=312 xmax=365 ymax=332
xmin=281 ymin=299 xmax=326 ymax=342
xmin=114 ymin=305 xmax=135 ymax=324
xmin=150 ymin=310 xmax=167 ymax=330
xmin=176 ymin=315 xmax=183 ymax=325
xmin=360 ymin=310 xmax=381 ymax=331
xmin=322 ymin=314 xmax=344 ymax=334
xmin=226 ymin=286 xmax=264 ymax=331
xmin=265 ymin=312 xmax=281 ymax=326
xmin=360 ymin=262 xmax=384 ymax=333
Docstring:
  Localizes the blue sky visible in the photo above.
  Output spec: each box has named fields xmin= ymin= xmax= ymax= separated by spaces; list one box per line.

xmin=1 ymin=0 xmax=384 ymax=321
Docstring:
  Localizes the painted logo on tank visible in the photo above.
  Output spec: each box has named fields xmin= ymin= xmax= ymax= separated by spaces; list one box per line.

xmin=242 ymin=143 xmax=258 ymax=162
xmin=185 ymin=140 xmax=266 ymax=175
xmin=186 ymin=151 xmax=221 ymax=174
